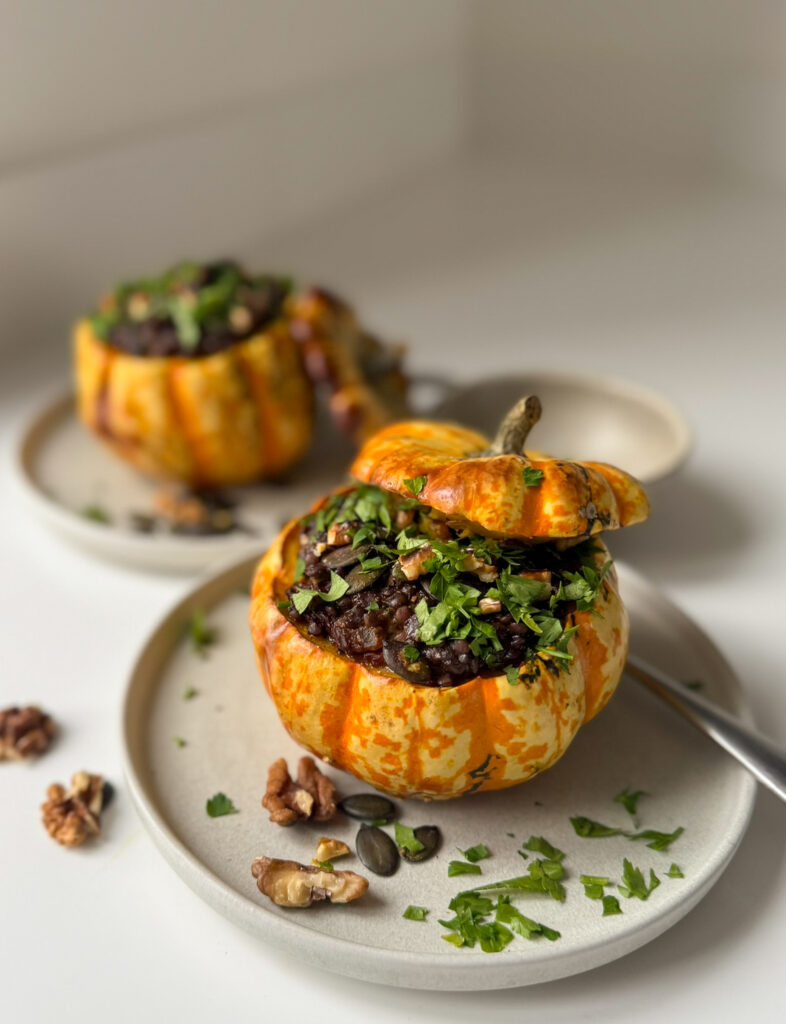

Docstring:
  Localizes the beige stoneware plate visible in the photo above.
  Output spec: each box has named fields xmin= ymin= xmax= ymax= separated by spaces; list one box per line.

xmin=12 ymin=393 xmax=358 ymax=573
xmin=122 ymin=556 xmax=754 ymax=990
xmin=432 ymin=372 xmax=692 ymax=484
xmin=15 ymin=373 xmax=689 ymax=574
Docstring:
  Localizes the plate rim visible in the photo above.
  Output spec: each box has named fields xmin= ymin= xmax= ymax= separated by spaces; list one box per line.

xmin=12 ymin=377 xmax=455 ymax=573
xmin=120 ymin=554 xmax=755 ymax=990
xmin=431 ymin=369 xmax=693 ymax=484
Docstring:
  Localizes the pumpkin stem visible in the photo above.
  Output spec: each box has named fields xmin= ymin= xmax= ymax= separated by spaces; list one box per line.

xmin=488 ymin=395 xmax=542 ymax=455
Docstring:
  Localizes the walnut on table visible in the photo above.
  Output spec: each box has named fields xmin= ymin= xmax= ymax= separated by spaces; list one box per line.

xmin=41 ymin=771 xmax=107 ymax=848
xmin=0 ymin=705 xmax=57 ymax=761
xmin=262 ymin=756 xmax=337 ymax=826
xmin=251 ymin=856 xmax=368 ymax=908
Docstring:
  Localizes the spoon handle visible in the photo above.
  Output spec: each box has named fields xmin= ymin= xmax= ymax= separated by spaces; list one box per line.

xmin=626 ymin=653 xmax=786 ymax=804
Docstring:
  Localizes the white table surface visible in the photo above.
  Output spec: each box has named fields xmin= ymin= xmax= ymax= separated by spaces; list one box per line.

xmin=2 ymin=157 xmax=785 ymax=1022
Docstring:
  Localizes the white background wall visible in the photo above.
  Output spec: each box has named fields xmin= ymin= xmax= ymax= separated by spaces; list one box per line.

xmin=0 ymin=0 xmax=471 ymax=355
xmin=3 ymin=0 xmax=786 ymax=359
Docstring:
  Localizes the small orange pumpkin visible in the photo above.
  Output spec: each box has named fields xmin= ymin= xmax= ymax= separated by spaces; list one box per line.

xmin=74 ymin=264 xmax=407 ymax=488
xmin=250 ymin=396 xmax=649 ymax=800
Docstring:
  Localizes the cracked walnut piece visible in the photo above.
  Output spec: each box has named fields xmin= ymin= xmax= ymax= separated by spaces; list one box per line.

xmin=0 ymin=705 xmax=56 ymax=761
xmin=41 ymin=771 xmax=106 ymax=847
xmin=262 ymin=756 xmax=337 ymax=826
xmin=251 ymin=856 xmax=368 ymax=907
xmin=315 ymin=837 xmax=350 ymax=862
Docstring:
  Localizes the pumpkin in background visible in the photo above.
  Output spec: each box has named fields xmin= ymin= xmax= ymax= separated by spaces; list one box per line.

xmin=74 ymin=262 xmax=407 ymax=489
xmin=250 ymin=396 xmax=649 ymax=800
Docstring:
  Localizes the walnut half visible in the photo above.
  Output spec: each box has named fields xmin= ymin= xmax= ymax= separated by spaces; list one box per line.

xmin=262 ymin=756 xmax=337 ymax=826
xmin=41 ymin=771 xmax=106 ymax=848
xmin=251 ymin=856 xmax=368 ymax=908
xmin=0 ymin=705 xmax=56 ymax=761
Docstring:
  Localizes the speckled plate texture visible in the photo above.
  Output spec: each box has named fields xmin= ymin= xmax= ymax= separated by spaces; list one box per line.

xmin=122 ymin=557 xmax=754 ymax=990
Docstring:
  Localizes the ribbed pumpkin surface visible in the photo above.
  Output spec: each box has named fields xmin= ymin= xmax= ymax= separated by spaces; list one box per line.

xmin=249 ymin=517 xmax=628 ymax=800
xmin=350 ymin=420 xmax=650 ymax=540
xmin=74 ymin=318 xmax=313 ymax=487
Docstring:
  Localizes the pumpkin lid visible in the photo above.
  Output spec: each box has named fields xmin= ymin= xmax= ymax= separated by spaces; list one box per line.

xmin=349 ymin=395 xmax=650 ymax=540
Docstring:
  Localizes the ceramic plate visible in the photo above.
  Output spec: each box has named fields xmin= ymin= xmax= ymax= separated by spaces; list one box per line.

xmin=122 ymin=557 xmax=754 ymax=990
xmin=432 ymin=372 xmax=692 ymax=484
xmin=13 ymin=380 xmax=447 ymax=574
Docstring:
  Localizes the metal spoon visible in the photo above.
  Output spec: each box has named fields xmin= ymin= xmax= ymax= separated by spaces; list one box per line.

xmin=626 ymin=653 xmax=786 ymax=803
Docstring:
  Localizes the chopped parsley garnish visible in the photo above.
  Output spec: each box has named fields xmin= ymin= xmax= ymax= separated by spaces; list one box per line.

xmin=614 ymin=787 xmax=647 ymax=818
xmin=618 ymin=858 xmax=660 ymax=900
xmin=461 ymin=844 xmax=491 ymax=863
xmin=602 ymin=895 xmax=622 ymax=916
xmin=89 ymin=261 xmax=291 ymax=350
xmin=448 ymin=860 xmax=483 ymax=877
xmin=571 ymin=813 xmax=684 ymax=851
xmin=188 ymin=609 xmax=216 ymax=658
xmin=206 ymin=792 xmax=238 ymax=817
xmin=667 ymin=863 xmax=684 ymax=879
xmin=80 ymin=502 xmax=111 ymax=524
xmin=291 ymin=570 xmax=350 ymax=613
xmin=496 ymin=899 xmax=560 ymax=941
xmin=521 ymin=835 xmax=565 ymax=861
xmin=683 ymin=679 xmax=704 ymax=691
xmin=395 ymin=823 xmax=425 ymax=856
xmin=314 ymin=860 xmax=334 ymax=872
xmin=183 ymin=686 xmax=198 ymax=700
xmin=570 ymin=816 xmax=624 ymax=839
xmin=173 ymin=736 xmax=186 ymax=748
xmin=286 ymin=482 xmax=612 ymax=682
xmin=521 ymin=467 xmax=545 ymax=488
xmin=580 ymin=874 xmax=611 ymax=900
xmin=464 ymin=863 xmax=566 ymax=903
xmin=440 ymin=889 xmax=561 ymax=953
xmin=504 ymin=665 xmax=522 ymax=686
xmin=403 ymin=476 xmax=427 ymax=496
xmin=627 ymin=826 xmax=684 ymax=852
xmin=403 ymin=905 xmax=429 ymax=921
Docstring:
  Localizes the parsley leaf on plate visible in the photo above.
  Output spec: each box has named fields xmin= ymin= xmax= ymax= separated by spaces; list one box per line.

xmin=627 ymin=826 xmax=684 ymax=852
xmin=602 ymin=895 xmax=623 ymax=916
xmin=667 ymin=863 xmax=684 ymax=878
xmin=614 ymin=787 xmax=647 ymax=817
xmin=403 ymin=905 xmax=429 ymax=921
xmin=188 ymin=609 xmax=216 ymax=658
xmin=618 ymin=858 xmax=660 ymax=900
xmin=521 ymin=835 xmax=565 ymax=862
xmin=570 ymin=816 xmax=624 ymax=838
xmin=448 ymin=860 xmax=483 ymax=877
xmin=206 ymin=792 xmax=238 ymax=818
xmin=461 ymin=844 xmax=491 ymax=863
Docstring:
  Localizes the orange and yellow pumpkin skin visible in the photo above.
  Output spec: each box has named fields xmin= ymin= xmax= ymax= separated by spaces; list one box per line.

xmin=249 ymin=517 xmax=629 ymax=801
xmin=350 ymin=420 xmax=650 ymax=540
xmin=74 ymin=317 xmax=313 ymax=488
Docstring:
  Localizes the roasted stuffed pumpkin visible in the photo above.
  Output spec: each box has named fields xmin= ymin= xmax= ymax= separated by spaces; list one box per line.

xmin=74 ymin=261 xmax=407 ymax=488
xmin=249 ymin=396 xmax=649 ymax=799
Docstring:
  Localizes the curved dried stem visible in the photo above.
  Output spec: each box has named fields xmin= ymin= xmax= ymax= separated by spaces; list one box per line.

xmin=488 ymin=395 xmax=542 ymax=455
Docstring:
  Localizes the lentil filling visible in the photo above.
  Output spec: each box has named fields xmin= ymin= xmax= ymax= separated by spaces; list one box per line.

xmin=282 ymin=484 xmax=612 ymax=687
xmin=88 ymin=260 xmax=291 ymax=358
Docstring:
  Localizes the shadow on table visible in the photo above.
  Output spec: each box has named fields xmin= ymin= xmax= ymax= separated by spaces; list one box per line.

xmin=609 ymin=468 xmax=756 ymax=585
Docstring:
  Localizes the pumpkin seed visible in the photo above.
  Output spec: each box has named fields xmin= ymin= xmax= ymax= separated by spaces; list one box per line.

xmin=356 ymin=824 xmax=399 ymax=876
xmin=400 ymin=824 xmax=441 ymax=863
xmin=338 ymin=793 xmax=396 ymax=822
xmin=344 ymin=565 xmax=385 ymax=595
xmin=321 ymin=544 xmax=370 ymax=570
